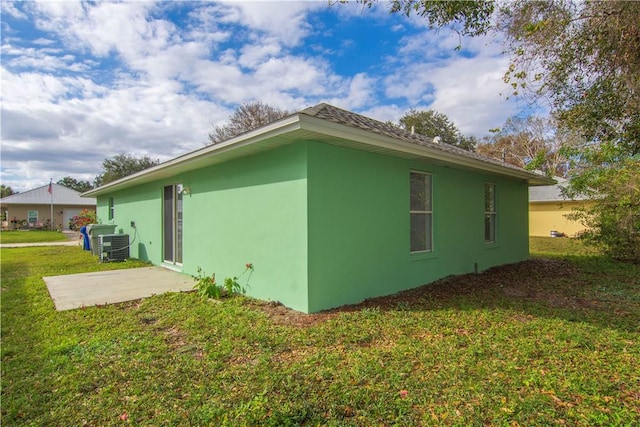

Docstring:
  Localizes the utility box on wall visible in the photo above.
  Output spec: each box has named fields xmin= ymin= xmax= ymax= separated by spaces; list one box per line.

xmin=98 ymin=234 xmax=129 ymax=262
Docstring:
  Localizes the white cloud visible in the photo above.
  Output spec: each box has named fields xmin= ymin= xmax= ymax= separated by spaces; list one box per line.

xmin=1 ymin=68 xmax=69 ymax=102
xmin=238 ymin=40 xmax=282 ymax=68
xmin=428 ymin=56 xmax=516 ymax=135
xmin=229 ymin=1 xmax=321 ymax=47
xmin=328 ymin=72 xmax=376 ymax=110
xmin=1 ymin=63 xmax=223 ymax=192
xmin=254 ymin=56 xmax=326 ymax=93
xmin=328 ymin=0 xmax=392 ymax=20
xmin=383 ymin=31 xmax=516 ymax=135
xmin=127 ymin=41 xmax=209 ymax=82
xmin=395 ymin=31 xmax=461 ymax=60
xmin=32 ymin=37 xmax=55 ymax=46
xmin=4 ymin=2 xmax=332 ymax=192
xmin=0 ymin=2 xmax=528 ymax=193
xmin=361 ymin=103 xmax=407 ymax=124
xmin=2 ymin=44 xmax=82 ymax=71
xmin=0 ymin=1 xmax=27 ymax=19
xmin=31 ymin=1 xmax=174 ymax=62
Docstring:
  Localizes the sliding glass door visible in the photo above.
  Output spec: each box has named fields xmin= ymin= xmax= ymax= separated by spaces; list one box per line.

xmin=163 ymin=184 xmax=183 ymax=265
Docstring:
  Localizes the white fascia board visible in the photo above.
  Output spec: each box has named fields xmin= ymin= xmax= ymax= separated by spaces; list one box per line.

xmin=82 ymin=111 xmax=553 ymax=199
xmin=297 ymin=115 xmax=554 ymax=185
xmin=82 ymin=115 xmax=303 ymax=197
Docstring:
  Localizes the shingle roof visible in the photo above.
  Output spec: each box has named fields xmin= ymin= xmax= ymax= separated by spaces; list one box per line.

xmin=0 ymin=183 xmax=96 ymax=206
xmin=300 ymin=103 xmax=535 ymax=176
xmin=529 ymin=177 xmax=587 ymax=202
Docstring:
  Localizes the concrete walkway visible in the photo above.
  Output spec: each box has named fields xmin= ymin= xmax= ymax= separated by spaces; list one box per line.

xmin=44 ymin=267 xmax=195 ymax=311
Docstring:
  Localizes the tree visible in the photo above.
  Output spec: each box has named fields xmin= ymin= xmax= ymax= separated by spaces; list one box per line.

xmin=499 ymin=1 xmax=640 ymax=261
xmin=207 ymin=101 xmax=292 ymax=145
xmin=399 ymin=109 xmax=476 ymax=150
xmin=1 ymin=185 xmax=16 ymax=198
xmin=565 ymin=158 xmax=640 ymax=263
xmin=476 ymin=115 xmax=578 ymax=176
xmin=57 ymin=176 xmax=94 ymax=193
xmin=95 ymin=153 xmax=160 ymax=186
xmin=353 ymin=0 xmax=495 ymax=37
xmin=361 ymin=1 xmax=639 ymax=155
xmin=500 ymin=1 xmax=639 ymax=156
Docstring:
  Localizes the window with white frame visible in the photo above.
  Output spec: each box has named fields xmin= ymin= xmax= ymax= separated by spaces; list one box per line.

xmin=410 ymin=171 xmax=433 ymax=252
xmin=484 ymin=183 xmax=496 ymax=243
xmin=28 ymin=210 xmax=38 ymax=224
xmin=108 ymin=197 xmax=115 ymax=220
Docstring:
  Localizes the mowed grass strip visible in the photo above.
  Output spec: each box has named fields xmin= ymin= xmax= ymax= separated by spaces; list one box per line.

xmin=530 ymin=235 xmax=601 ymax=257
xmin=1 ymin=241 xmax=638 ymax=426
xmin=1 ymin=230 xmax=70 ymax=244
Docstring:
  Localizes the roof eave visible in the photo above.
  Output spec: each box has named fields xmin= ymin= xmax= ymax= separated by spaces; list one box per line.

xmin=82 ymin=115 xmax=303 ymax=197
xmin=298 ymin=115 xmax=556 ymax=186
xmin=83 ymin=111 xmax=554 ymax=198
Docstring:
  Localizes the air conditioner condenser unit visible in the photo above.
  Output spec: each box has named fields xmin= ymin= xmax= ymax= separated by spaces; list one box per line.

xmin=98 ymin=234 xmax=130 ymax=262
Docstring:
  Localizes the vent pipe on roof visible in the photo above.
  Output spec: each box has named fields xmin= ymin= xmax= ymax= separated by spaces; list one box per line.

xmin=411 ymin=125 xmax=415 ymax=135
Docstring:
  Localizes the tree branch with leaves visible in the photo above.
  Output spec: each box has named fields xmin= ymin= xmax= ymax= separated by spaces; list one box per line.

xmin=399 ymin=109 xmax=476 ymax=151
xmin=207 ymin=101 xmax=292 ymax=145
xmin=94 ymin=153 xmax=160 ymax=187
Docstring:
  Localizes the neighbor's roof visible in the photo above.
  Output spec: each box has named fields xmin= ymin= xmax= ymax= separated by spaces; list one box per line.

xmin=84 ymin=103 xmax=554 ymax=197
xmin=1 ymin=183 xmax=96 ymax=206
xmin=529 ymin=177 xmax=587 ymax=202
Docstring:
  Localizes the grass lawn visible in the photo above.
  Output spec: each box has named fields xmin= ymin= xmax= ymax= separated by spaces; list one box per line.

xmin=1 ymin=240 xmax=638 ymax=426
xmin=1 ymin=230 xmax=69 ymax=244
xmin=529 ymin=236 xmax=601 ymax=257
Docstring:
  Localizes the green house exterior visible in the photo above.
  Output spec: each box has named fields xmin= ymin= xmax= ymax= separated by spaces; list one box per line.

xmin=85 ymin=104 xmax=552 ymax=313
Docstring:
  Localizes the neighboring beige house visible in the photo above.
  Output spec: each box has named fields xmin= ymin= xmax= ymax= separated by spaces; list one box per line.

xmin=529 ymin=177 xmax=589 ymax=237
xmin=1 ymin=183 xmax=96 ymax=230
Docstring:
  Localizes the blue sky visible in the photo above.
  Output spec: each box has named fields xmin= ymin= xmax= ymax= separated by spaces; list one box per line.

xmin=1 ymin=1 xmax=531 ymax=192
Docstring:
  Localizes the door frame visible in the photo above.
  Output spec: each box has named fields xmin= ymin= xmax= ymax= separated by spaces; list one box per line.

xmin=163 ymin=184 xmax=183 ymax=266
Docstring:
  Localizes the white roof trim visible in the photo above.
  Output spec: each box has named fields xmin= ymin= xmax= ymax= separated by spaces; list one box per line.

xmin=298 ymin=115 xmax=550 ymax=184
xmin=84 ymin=111 xmax=552 ymax=197
xmin=83 ymin=115 xmax=302 ymax=197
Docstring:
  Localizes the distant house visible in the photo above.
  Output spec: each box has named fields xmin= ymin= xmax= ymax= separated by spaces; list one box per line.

xmin=83 ymin=103 xmax=553 ymax=313
xmin=1 ymin=183 xmax=96 ymax=230
xmin=529 ymin=177 xmax=588 ymax=237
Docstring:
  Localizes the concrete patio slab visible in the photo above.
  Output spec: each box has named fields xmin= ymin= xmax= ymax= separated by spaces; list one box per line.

xmin=44 ymin=266 xmax=194 ymax=311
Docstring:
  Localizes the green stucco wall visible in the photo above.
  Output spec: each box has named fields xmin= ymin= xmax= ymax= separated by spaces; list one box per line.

xmin=306 ymin=141 xmax=529 ymax=312
xmin=96 ymin=140 xmax=529 ymax=314
xmin=96 ymin=181 xmax=163 ymax=263
xmin=97 ymin=143 xmax=310 ymax=312
xmin=184 ymin=143 xmax=308 ymax=311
